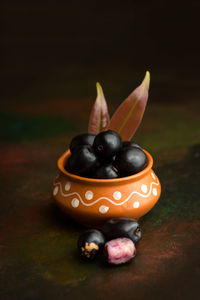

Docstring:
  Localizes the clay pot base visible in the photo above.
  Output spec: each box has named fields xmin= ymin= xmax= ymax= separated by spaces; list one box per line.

xmin=52 ymin=149 xmax=161 ymax=227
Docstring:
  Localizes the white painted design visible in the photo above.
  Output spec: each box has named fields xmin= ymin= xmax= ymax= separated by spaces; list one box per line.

xmin=99 ymin=205 xmax=109 ymax=214
xmin=65 ymin=181 xmax=71 ymax=191
xmin=53 ymin=180 xmax=159 ymax=207
xmin=141 ymin=184 xmax=148 ymax=193
xmin=85 ymin=190 xmax=93 ymax=200
xmin=151 ymin=172 xmax=156 ymax=180
xmin=153 ymin=188 xmax=158 ymax=196
xmin=113 ymin=191 xmax=122 ymax=200
xmin=133 ymin=201 xmax=140 ymax=208
xmin=53 ymin=186 xmax=59 ymax=196
xmin=71 ymin=198 xmax=79 ymax=208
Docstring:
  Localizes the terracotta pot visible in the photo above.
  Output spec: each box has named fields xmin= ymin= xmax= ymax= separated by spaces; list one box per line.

xmin=52 ymin=149 xmax=161 ymax=227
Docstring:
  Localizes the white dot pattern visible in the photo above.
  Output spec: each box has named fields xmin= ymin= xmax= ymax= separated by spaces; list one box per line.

xmin=133 ymin=201 xmax=140 ymax=208
xmin=85 ymin=190 xmax=93 ymax=200
xmin=113 ymin=191 xmax=122 ymax=200
xmin=153 ymin=188 xmax=158 ymax=196
xmin=99 ymin=205 xmax=109 ymax=214
xmin=65 ymin=182 xmax=71 ymax=191
xmin=141 ymin=184 xmax=148 ymax=193
xmin=53 ymin=186 xmax=59 ymax=196
xmin=71 ymin=198 xmax=79 ymax=208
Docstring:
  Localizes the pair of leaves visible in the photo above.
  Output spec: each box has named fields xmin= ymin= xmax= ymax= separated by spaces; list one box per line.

xmin=88 ymin=71 xmax=150 ymax=141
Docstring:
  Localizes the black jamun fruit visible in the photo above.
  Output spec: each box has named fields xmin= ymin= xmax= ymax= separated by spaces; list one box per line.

xmin=81 ymin=160 xmax=100 ymax=178
xmin=69 ymin=133 xmax=96 ymax=153
xmin=115 ymin=147 xmax=148 ymax=176
xmin=93 ymin=130 xmax=122 ymax=158
xmin=102 ymin=217 xmax=142 ymax=244
xmin=93 ymin=163 xmax=118 ymax=179
xmin=77 ymin=229 xmax=106 ymax=260
xmin=66 ymin=145 xmax=97 ymax=176
xmin=122 ymin=141 xmax=142 ymax=149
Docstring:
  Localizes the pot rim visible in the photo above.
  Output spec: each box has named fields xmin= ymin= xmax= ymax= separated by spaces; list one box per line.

xmin=57 ymin=148 xmax=153 ymax=184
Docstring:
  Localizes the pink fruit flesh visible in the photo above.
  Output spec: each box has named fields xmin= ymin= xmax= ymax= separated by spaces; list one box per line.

xmin=104 ymin=238 xmax=136 ymax=265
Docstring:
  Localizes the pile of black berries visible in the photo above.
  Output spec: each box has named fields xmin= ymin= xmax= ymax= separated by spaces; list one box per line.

xmin=65 ymin=130 xmax=148 ymax=179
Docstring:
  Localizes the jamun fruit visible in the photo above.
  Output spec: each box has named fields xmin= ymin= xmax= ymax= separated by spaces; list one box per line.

xmin=77 ymin=229 xmax=106 ymax=260
xmin=102 ymin=217 xmax=142 ymax=244
xmin=122 ymin=141 xmax=142 ymax=149
xmin=93 ymin=163 xmax=118 ymax=179
xmin=66 ymin=145 xmax=97 ymax=176
xmin=69 ymin=133 xmax=96 ymax=153
xmin=115 ymin=147 xmax=147 ymax=176
xmin=104 ymin=238 xmax=136 ymax=265
xmin=93 ymin=130 xmax=122 ymax=159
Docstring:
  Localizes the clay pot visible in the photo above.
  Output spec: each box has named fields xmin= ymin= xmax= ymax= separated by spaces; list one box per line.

xmin=52 ymin=149 xmax=161 ymax=227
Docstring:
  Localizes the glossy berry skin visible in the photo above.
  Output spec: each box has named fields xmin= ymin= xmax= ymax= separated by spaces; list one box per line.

xmin=82 ymin=160 xmax=101 ymax=179
xmin=115 ymin=147 xmax=147 ymax=176
xmin=122 ymin=141 xmax=142 ymax=149
xmin=66 ymin=145 xmax=97 ymax=176
xmin=69 ymin=133 xmax=96 ymax=153
xmin=93 ymin=130 xmax=122 ymax=159
xmin=77 ymin=229 xmax=106 ymax=260
xmin=102 ymin=217 xmax=142 ymax=244
xmin=93 ymin=163 xmax=118 ymax=179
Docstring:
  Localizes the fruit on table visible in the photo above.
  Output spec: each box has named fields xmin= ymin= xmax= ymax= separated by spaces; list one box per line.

xmin=104 ymin=237 xmax=136 ymax=265
xmin=122 ymin=141 xmax=142 ymax=149
xmin=66 ymin=145 xmax=97 ymax=176
xmin=115 ymin=147 xmax=147 ymax=177
xmin=102 ymin=217 xmax=142 ymax=244
xmin=93 ymin=130 xmax=122 ymax=158
xmin=77 ymin=229 xmax=106 ymax=260
xmin=93 ymin=163 xmax=119 ymax=179
xmin=69 ymin=133 xmax=96 ymax=153
xmin=76 ymin=218 xmax=142 ymax=264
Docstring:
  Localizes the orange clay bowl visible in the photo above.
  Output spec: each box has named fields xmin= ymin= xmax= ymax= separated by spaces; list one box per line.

xmin=52 ymin=149 xmax=161 ymax=228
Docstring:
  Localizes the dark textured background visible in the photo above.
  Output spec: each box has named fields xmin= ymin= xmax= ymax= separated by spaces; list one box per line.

xmin=1 ymin=1 xmax=200 ymax=300
xmin=1 ymin=0 xmax=200 ymax=104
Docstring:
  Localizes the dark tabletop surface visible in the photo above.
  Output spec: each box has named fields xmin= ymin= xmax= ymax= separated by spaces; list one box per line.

xmin=1 ymin=1 xmax=200 ymax=299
